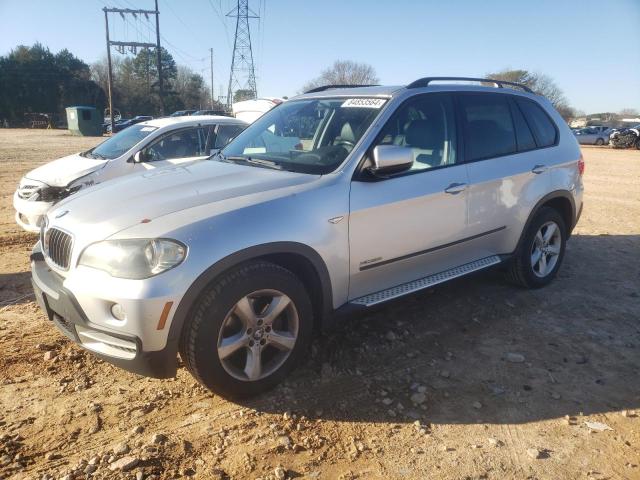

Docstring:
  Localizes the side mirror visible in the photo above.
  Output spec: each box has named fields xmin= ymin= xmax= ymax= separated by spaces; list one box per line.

xmin=132 ymin=150 xmax=147 ymax=163
xmin=369 ymin=145 xmax=413 ymax=176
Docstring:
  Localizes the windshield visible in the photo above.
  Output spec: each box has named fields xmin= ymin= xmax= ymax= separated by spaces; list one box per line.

xmin=85 ymin=124 xmax=158 ymax=160
xmin=220 ymin=97 xmax=387 ymax=174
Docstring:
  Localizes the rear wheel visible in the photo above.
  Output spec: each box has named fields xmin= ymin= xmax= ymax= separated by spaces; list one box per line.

xmin=595 ymin=138 xmax=604 ymax=146
xmin=506 ymin=207 xmax=567 ymax=288
xmin=180 ymin=261 xmax=313 ymax=398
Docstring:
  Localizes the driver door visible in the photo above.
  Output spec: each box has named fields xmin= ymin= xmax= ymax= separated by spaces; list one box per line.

xmin=348 ymin=93 xmax=471 ymax=300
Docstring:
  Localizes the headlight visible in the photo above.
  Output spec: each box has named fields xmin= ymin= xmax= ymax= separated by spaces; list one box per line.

xmin=79 ymin=239 xmax=186 ymax=279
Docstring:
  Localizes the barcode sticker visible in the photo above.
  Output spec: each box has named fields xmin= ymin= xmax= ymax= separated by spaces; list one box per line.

xmin=341 ymin=98 xmax=387 ymax=109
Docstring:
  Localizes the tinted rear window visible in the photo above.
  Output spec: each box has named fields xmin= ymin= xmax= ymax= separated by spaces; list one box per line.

xmin=516 ymin=99 xmax=557 ymax=147
xmin=460 ymin=94 xmax=516 ymax=161
xmin=510 ymin=100 xmax=537 ymax=151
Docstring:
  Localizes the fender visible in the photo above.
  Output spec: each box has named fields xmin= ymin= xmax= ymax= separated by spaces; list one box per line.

xmin=514 ymin=190 xmax=576 ymax=254
xmin=163 ymin=241 xmax=334 ymax=366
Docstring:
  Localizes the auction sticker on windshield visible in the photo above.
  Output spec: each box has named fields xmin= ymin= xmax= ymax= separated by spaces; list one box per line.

xmin=341 ymin=98 xmax=387 ymax=109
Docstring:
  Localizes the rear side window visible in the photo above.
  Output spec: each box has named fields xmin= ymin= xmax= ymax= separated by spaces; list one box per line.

xmin=510 ymin=100 xmax=537 ymax=151
xmin=215 ymin=124 xmax=245 ymax=149
xmin=516 ymin=99 xmax=557 ymax=147
xmin=459 ymin=94 xmax=516 ymax=161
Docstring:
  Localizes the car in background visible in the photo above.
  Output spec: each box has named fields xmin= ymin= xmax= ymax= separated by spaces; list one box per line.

xmin=170 ymin=110 xmax=196 ymax=117
xmin=13 ymin=116 xmax=247 ymax=232
xmin=574 ymin=126 xmax=611 ymax=145
xmin=109 ymin=115 xmax=154 ymax=134
xmin=193 ymin=109 xmax=230 ymax=117
xmin=233 ymin=98 xmax=284 ymax=123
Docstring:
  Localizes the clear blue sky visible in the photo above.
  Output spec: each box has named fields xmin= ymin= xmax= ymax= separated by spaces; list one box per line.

xmin=1 ymin=0 xmax=639 ymax=113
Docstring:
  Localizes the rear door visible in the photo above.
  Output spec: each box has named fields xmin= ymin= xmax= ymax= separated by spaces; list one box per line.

xmin=348 ymin=93 xmax=471 ymax=299
xmin=212 ymin=124 xmax=246 ymax=154
xmin=460 ymin=93 xmax=555 ymax=256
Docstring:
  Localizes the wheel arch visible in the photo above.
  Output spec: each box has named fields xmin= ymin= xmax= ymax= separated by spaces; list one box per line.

xmin=166 ymin=242 xmax=333 ymax=362
xmin=516 ymin=191 xmax=576 ymax=253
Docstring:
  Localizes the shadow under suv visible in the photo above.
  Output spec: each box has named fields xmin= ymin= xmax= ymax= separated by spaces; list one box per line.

xmin=31 ymin=77 xmax=584 ymax=397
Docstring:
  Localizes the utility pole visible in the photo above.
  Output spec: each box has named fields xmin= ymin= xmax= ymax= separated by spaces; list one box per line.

xmin=104 ymin=9 xmax=115 ymax=135
xmin=102 ymin=5 xmax=162 ymax=130
xmin=226 ymin=0 xmax=258 ymax=108
xmin=210 ymin=48 xmax=215 ymax=109
xmin=154 ymin=0 xmax=164 ymax=115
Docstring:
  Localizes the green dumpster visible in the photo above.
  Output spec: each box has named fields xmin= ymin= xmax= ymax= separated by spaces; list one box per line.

xmin=66 ymin=106 xmax=102 ymax=136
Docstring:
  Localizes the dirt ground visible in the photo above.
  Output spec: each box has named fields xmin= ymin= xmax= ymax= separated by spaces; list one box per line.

xmin=0 ymin=129 xmax=638 ymax=480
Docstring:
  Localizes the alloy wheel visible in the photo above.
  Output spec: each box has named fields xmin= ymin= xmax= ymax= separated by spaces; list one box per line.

xmin=217 ymin=289 xmax=299 ymax=382
xmin=530 ymin=221 xmax=562 ymax=278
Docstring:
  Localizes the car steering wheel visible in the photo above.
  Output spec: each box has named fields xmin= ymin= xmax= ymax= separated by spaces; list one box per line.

xmin=334 ymin=140 xmax=355 ymax=150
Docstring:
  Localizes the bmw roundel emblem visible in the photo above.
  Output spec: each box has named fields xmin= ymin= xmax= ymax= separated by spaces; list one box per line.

xmin=55 ymin=210 xmax=69 ymax=219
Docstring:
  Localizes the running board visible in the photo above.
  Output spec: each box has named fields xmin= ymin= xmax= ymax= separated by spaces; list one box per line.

xmin=350 ymin=255 xmax=502 ymax=307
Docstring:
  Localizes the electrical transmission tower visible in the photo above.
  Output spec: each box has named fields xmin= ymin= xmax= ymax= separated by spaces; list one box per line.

xmin=226 ymin=0 xmax=258 ymax=107
xmin=102 ymin=1 xmax=163 ymax=133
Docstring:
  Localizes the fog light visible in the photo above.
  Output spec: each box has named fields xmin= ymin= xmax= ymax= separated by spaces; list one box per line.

xmin=111 ymin=303 xmax=126 ymax=320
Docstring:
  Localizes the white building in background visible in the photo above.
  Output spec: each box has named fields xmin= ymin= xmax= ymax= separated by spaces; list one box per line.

xmin=232 ymin=97 xmax=284 ymax=123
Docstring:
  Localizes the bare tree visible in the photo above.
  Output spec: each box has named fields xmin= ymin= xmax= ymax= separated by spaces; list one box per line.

xmin=174 ymin=65 xmax=212 ymax=109
xmin=485 ymin=69 xmax=573 ymax=120
xmin=302 ymin=60 xmax=379 ymax=92
xmin=618 ymin=108 xmax=639 ymax=117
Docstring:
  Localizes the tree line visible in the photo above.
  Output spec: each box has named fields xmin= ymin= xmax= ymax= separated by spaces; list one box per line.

xmin=0 ymin=43 xmax=105 ymax=126
xmin=301 ymin=61 xmax=600 ymax=122
xmin=0 ymin=43 xmax=220 ymax=127
xmin=90 ymin=47 xmax=223 ymax=118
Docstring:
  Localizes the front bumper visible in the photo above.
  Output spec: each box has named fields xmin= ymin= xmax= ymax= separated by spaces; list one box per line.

xmin=13 ymin=192 xmax=52 ymax=233
xmin=30 ymin=248 xmax=177 ymax=378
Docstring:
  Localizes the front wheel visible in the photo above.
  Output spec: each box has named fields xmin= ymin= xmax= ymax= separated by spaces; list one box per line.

xmin=595 ymin=138 xmax=604 ymax=146
xmin=506 ymin=207 xmax=567 ymax=288
xmin=179 ymin=261 xmax=313 ymax=398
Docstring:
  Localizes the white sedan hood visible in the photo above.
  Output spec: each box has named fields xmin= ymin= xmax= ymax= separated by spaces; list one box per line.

xmin=25 ymin=152 xmax=108 ymax=187
xmin=48 ymin=160 xmax=318 ymax=241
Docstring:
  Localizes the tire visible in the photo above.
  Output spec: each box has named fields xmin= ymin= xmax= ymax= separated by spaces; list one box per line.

xmin=636 ymin=139 xmax=640 ymax=150
xmin=179 ymin=261 xmax=313 ymax=398
xmin=505 ymin=207 xmax=567 ymax=289
xmin=595 ymin=138 xmax=604 ymax=146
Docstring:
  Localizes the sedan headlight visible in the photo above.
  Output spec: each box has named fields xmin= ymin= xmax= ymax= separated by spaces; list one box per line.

xmin=79 ymin=239 xmax=186 ymax=279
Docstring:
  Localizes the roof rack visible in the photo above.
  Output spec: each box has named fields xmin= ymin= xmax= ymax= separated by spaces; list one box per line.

xmin=406 ymin=77 xmax=533 ymax=94
xmin=304 ymin=84 xmax=379 ymax=94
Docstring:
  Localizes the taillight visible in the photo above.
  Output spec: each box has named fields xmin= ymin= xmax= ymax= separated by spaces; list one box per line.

xmin=578 ymin=154 xmax=585 ymax=176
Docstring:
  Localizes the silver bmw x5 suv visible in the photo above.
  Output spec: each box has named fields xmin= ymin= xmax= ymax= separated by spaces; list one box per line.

xmin=31 ymin=77 xmax=584 ymax=397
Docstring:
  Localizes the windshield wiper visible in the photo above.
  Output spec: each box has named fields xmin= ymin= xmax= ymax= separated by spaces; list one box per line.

xmin=80 ymin=150 xmax=106 ymax=160
xmin=245 ymin=158 xmax=282 ymax=170
xmin=219 ymin=153 xmax=283 ymax=170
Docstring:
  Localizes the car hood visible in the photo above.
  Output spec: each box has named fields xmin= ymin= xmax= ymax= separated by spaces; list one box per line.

xmin=25 ymin=152 xmax=108 ymax=187
xmin=48 ymin=160 xmax=318 ymax=240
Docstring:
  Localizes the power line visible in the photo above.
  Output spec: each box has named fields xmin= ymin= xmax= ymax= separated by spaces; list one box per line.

xmin=160 ymin=0 xmax=208 ymax=47
xmin=207 ymin=0 xmax=232 ymax=49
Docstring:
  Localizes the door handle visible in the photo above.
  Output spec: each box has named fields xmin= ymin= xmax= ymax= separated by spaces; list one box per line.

xmin=531 ymin=164 xmax=548 ymax=174
xmin=444 ymin=182 xmax=467 ymax=194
